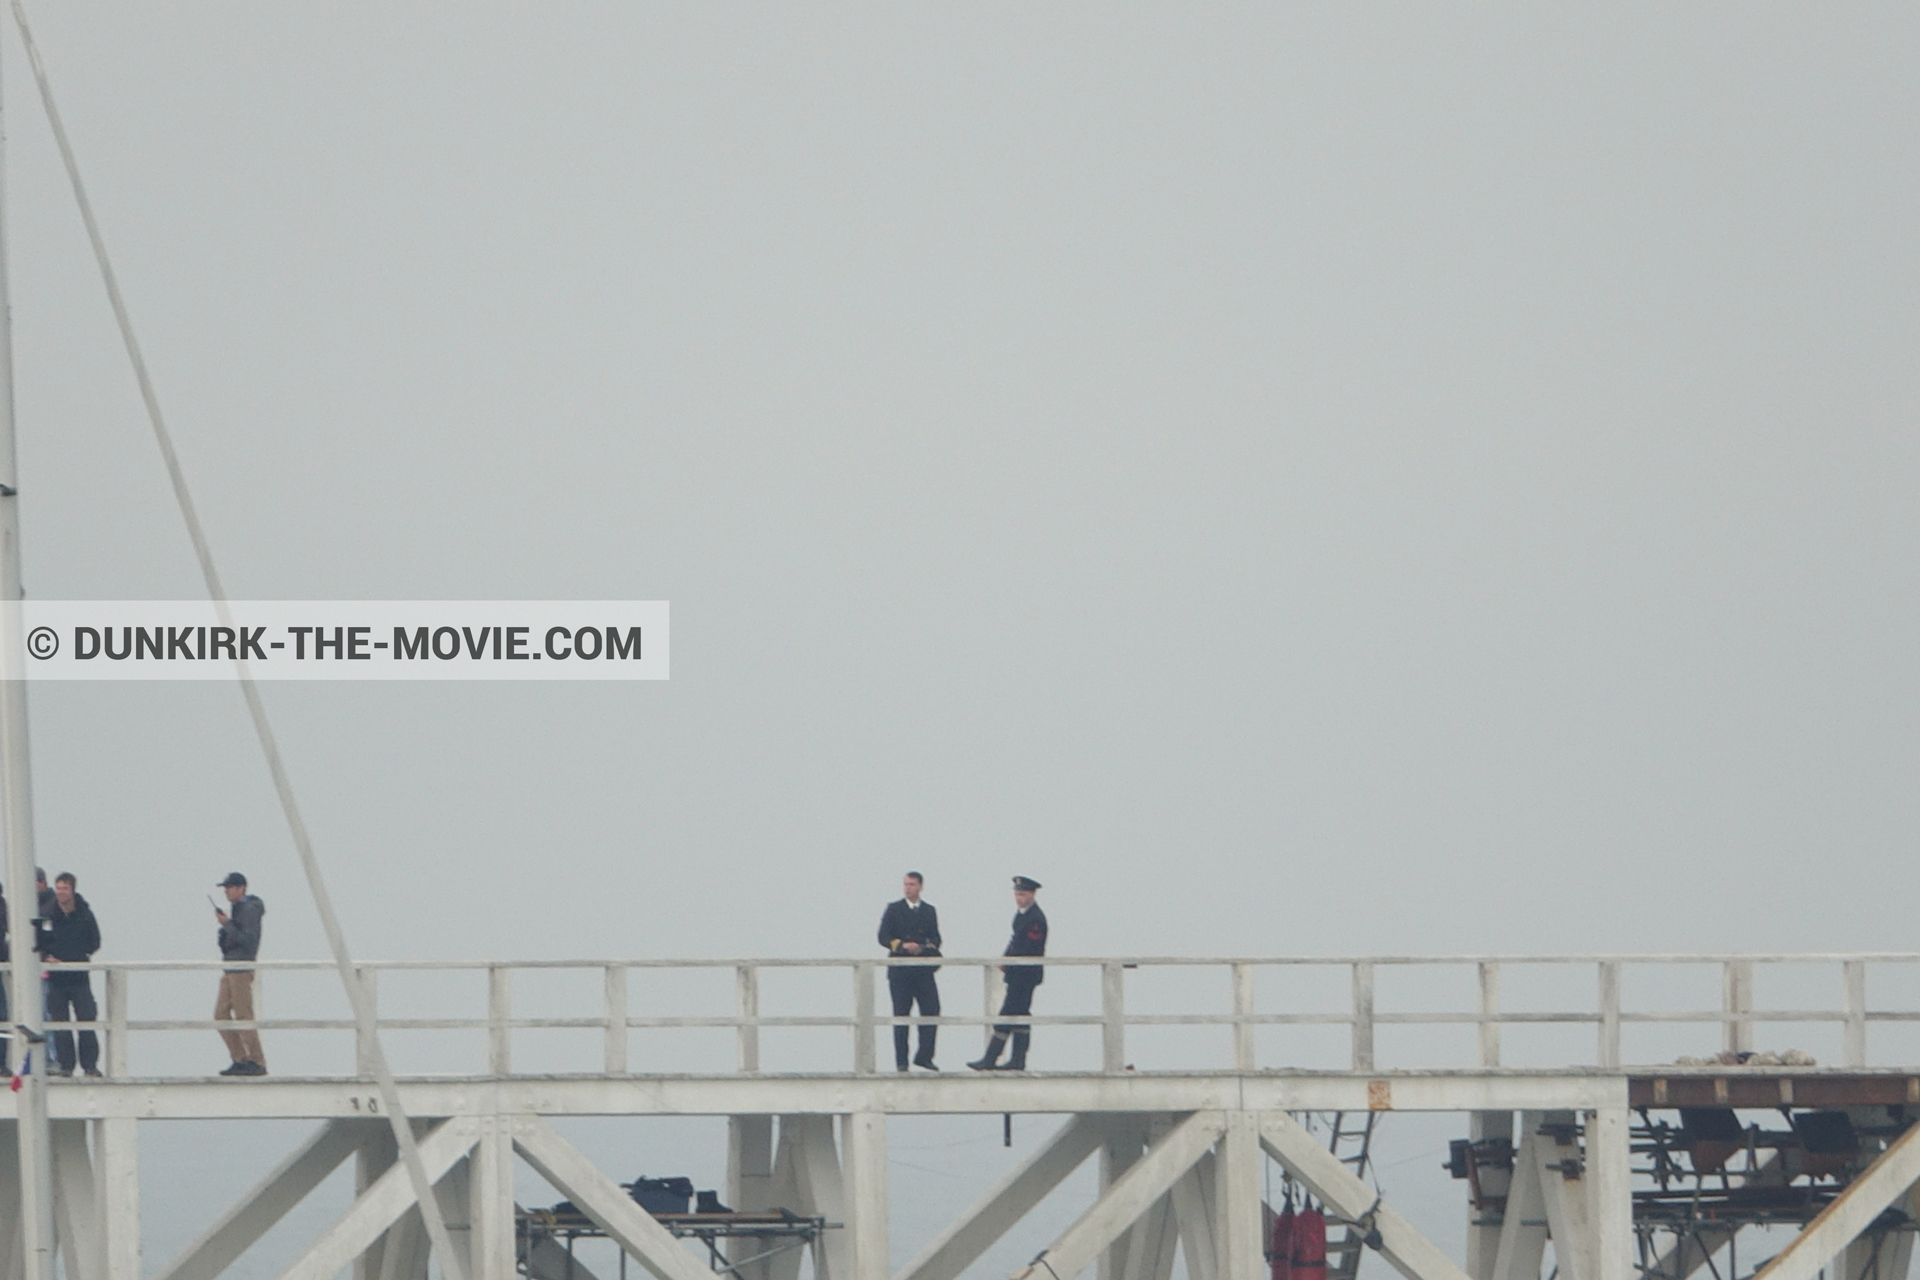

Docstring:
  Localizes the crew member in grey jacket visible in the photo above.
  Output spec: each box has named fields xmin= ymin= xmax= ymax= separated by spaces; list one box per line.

xmin=213 ymin=872 xmax=267 ymax=1076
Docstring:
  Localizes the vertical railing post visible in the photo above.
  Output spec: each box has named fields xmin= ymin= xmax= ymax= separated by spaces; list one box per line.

xmin=1351 ymin=962 xmax=1375 ymax=1072
xmin=103 ymin=966 xmax=128 ymax=1078
xmin=737 ymin=964 xmax=761 ymax=1074
xmin=1231 ymin=963 xmax=1255 ymax=1072
xmin=1102 ymin=962 xmax=1126 ymax=1073
xmin=1477 ymin=962 xmax=1501 ymax=1068
xmin=355 ymin=967 xmax=379 ymax=1077
xmin=852 ymin=961 xmax=876 ymax=1075
xmin=1843 ymin=960 xmax=1867 ymax=1068
xmin=603 ymin=965 xmax=628 ymax=1075
xmin=488 ymin=965 xmax=512 ymax=1076
xmin=1597 ymin=961 xmax=1622 ymax=1070
xmin=1722 ymin=960 xmax=1754 ymax=1057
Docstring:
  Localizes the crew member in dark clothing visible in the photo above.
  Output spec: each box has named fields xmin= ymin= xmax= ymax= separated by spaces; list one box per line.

xmin=37 ymin=872 xmax=101 ymax=1077
xmin=213 ymin=872 xmax=268 ymax=1076
xmin=0 ymin=876 xmax=51 ymax=1052
xmin=31 ymin=867 xmax=55 ymax=1034
xmin=34 ymin=866 xmax=55 ymax=1010
xmin=0 ymin=883 xmax=9 ymax=1042
xmin=877 ymin=872 xmax=943 ymax=1071
xmin=969 ymin=876 xmax=1048 ymax=1072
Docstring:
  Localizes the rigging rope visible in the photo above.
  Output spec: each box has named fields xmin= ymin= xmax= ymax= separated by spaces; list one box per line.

xmin=6 ymin=7 xmax=470 ymax=1274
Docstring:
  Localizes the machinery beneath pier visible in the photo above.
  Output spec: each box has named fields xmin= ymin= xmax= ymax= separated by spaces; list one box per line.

xmin=1452 ymin=1073 xmax=1920 ymax=1279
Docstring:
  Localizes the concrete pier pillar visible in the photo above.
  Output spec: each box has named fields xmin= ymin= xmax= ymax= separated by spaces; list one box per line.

xmin=471 ymin=1117 xmax=515 ymax=1280
xmin=1588 ymin=1108 xmax=1632 ymax=1280
xmin=1215 ymin=1113 xmax=1263 ymax=1280
xmin=97 ymin=1118 xmax=139 ymax=1280
xmin=729 ymin=1115 xmax=777 ymax=1280
xmin=842 ymin=1112 xmax=889 ymax=1280
xmin=1100 ymin=1116 xmax=1148 ymax=1280
xmin=1465 ymin=1110 xmax=1513 ymax=1280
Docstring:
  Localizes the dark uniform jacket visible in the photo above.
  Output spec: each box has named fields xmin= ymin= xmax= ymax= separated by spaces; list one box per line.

xmin=10 ymin=886 xmax=57 ymax=964
xmin=1003 ymin=904 xmax=1048 ymax=984
xmin=0 ymin=886 xmax=56 ymax=963
xmin=219 ymin=894 xmax=266 ymax=965
xmin=38 ymin=894 xmax=101 ymax=963
xmin=878 ymin=900 xmax=942 ymax=970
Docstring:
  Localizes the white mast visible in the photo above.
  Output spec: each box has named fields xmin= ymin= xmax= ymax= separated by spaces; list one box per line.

xmin=0 ymin=21 xmax=57 ymax=1278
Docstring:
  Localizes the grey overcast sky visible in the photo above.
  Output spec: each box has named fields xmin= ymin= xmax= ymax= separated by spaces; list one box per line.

xmin=2 ymin=4 xmax=1915 ymax=974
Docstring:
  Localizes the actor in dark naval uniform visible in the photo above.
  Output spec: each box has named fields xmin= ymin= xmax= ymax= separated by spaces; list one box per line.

xmin=969 ymin=876 xmax=1048 ymax=1071
xmin=877 ymin=872 xmax=942 ymax=1071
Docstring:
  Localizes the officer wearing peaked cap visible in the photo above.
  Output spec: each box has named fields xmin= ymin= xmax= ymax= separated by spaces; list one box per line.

xmin=969 ymin=876 xmax=1048 ymax=1071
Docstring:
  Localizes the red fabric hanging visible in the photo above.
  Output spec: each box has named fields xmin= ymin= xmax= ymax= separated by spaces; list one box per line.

xmin=1269 ymin=1202 xmax=1295 ymax=1280
xmin=1289 ymin=1205 xmax=1327 ymax=1280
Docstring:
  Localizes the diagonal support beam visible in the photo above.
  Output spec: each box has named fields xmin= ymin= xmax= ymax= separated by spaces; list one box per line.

xmin=1009 ymin=1112 xmax=1227 ymax=1280
xmin=1755 ymin=1117 xmax=1920 ymax=1280
xmin=773 ymin=1115 xmax=848 ymax=1280
xmin=376 ymin=1153 xmax=472 ymax=1280
xmin=1168 ymin=1150 xmax=1218 ymax=1280
xmin=1258 ymin=1112 xmax=1471 ymax=1280
xmin=764 ymin=1119 xmax=819 ymax=1280
xmin=155 ymin=1119 xmax=381 ymax=1280
xmin=513 ymin=1115 xmax=715 ymax=1280
xmin=1531 ymin=1112 xmax=1592 ymax=1280
xmin=1490 ymin=1113 xmax=1548 ymax=1280
xmin=275 ymin=1118 xmax=479 ymax=1280
xmin=897 ymin=1113 xmax=1111 ymax=1280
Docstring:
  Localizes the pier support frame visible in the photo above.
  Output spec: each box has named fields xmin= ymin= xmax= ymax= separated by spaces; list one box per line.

xmin=45 ymin=1069 xmax=1920 ymax=1280
xmin=1464 ymin=1111 xmax=1512 ymax=1280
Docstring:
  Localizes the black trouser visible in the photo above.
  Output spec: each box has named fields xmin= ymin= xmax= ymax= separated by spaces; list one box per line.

xmin=995 ymin=972 xmax=1041 ymax=1065
xmin=888 ymin=967 xmax=940 ymax=1067
xmin=46 ymin=970 xmax=99 ymax=1073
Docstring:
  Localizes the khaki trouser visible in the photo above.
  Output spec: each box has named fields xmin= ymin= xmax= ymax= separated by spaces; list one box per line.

xmin=215 ymin=971 xmax=266 ymax=1067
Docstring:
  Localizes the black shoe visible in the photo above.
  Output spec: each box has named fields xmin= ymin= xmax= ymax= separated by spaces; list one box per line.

xmin=913 ymin=1057 xmax=939 ymax=1071
xmin=896 ymin=1063 xmax=910 ymax=1073
xmin=219 ymin=1062 xmax=247 ymax=1076
xmin=48 ymin=1064 xmax=72 ymax=1077
xmin=82 ymin=1068 xmax=103 ymax=1078
xmin=238 ymin=1061 xmax=268 ymax=1076
xmin=967 ymin=1056 xmax=997 ymax=1071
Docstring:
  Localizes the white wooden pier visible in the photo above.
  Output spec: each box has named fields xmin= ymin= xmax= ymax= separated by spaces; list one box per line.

xmin=7 ymin=952 xmax=1920 ymax=1280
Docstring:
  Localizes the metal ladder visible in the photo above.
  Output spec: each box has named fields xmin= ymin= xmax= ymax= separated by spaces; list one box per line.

xmin=1322 ymin=1111 xmax=1378 ymax=1280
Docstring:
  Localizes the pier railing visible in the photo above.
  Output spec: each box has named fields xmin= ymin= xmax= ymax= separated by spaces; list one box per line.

xmin=11 ymin=953 xmax=1920 ymax=1079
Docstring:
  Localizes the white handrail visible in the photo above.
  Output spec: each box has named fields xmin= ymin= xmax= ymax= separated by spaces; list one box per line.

xmin=12 ymin=952 xmax=1911 ymax=1081
xmin=27 ymin=950 xmax=1920 ymax=970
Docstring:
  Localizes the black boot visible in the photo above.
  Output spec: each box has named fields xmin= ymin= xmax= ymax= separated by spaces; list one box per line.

xmin=968 ymin=1033 xmax=1007 ymax=1071
xmin=913 ymin=1027 xmax=938 ymax=1070
xmin=1004 ymin=1032 xmax=1029 ymax=1072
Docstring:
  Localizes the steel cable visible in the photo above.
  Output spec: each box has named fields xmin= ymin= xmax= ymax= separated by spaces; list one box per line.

xmin=6 ymin=6 xmax=470 ymax=1274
